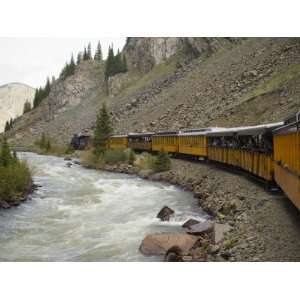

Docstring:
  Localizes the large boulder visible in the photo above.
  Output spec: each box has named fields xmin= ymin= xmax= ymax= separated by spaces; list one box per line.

xmin=186 ymin=221 xmax=214 ymax=236
xmin=156 ymin=206 xmax=175 ymax=221
xmin=139 ymin=233 xmax=198 ymax=256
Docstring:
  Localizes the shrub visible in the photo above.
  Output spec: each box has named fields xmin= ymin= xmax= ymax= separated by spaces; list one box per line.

xmin=134 ymin=152 xmax=156 ymax=170
xmin=104 ymin=149 xmax=128 ymax=165
xmin=128 ymin=149 xmax=136 ymax=165
xmin=0 ymin=141 xmax=32 ymax=203
xmin=34 ymin=134 xmax=71 ymax=156
xmin=153 ymin=152 xmax=171 ymax=173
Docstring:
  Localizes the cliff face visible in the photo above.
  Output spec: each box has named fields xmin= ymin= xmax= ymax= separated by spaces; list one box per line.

xmin=0 ymin=83 xmax=34 ymax=133
xmin=7 ymin=37 xmax=300 ymax=147
xmin=123 ymin=37 xmax=239 ymax=74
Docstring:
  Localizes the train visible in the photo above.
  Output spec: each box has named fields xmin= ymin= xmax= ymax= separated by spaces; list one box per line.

xmin=68 ymin=113 xmax=299 ymax=209
xmin=106 ymin=112 xmax=300 ymax=210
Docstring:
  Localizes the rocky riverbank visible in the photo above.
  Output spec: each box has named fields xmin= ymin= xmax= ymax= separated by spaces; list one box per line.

xmin=79 ymin=157 xmax=300 ymax=261
xmin=0 ymin=180 xmax=38 ymax=209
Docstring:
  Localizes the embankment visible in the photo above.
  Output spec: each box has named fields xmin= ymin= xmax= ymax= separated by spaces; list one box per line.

xmin=89 ymin=157 xmax=300 ymax=261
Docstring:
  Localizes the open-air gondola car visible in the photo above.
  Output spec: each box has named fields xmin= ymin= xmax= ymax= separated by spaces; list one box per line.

xmin=128 ymin=132 xmax=153 ymax=152
xmin=206 ymin=123 xmax=283 ymax=181
xmin=273 ymin=116 xmax=300 ymax=209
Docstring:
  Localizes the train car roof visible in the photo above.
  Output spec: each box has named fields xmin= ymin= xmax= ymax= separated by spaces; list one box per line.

xmin=206 ymin=122 xmax=284 ymax=137
xmin=110 ymin=134 xmax=128 ymax=138
xmin=273 ymin=120 xmax=300 ymax=134
xmin=178 ymin=127 xmax=225 ymax=136
xmin=128 ymin=132 xmax=154 ymax=137
xmin=152 ymin=131 xmax=180 ymax=136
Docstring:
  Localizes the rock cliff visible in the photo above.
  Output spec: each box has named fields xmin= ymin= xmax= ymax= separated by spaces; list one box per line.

xmin=0 ymin=83 xmax=34 ymax=133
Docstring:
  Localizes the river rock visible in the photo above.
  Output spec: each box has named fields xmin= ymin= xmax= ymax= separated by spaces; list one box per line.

xmin=213 ymin=223 xmax=231 ymax=244
xmin=186 ymin=220 xmax=214 ymax=235
xmin=139 ymin=233 xmax=198 ymax=256
xmin=64 ymin=157 xmax=72 ymax=161
xmin=156 ymin=206 xmax=175 ymax=221
xmin=66 ymin=162 xmax=72 ymax=168
xmin=182 ymin=218 xmax=200 ymax=229
xmin=0 ymin=200 xmax=10 ymax=209
xmin=164 ymin=246 xmax=183 ymax=262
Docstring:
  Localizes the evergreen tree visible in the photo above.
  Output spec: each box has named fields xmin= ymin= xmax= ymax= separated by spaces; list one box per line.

xmin=94 ymin=41 xmax=103 ymax=61
xmin=51 ymin=76 xmax=56 ymax=85
xmin=0 ymin=137 xmax=13 ymax=167
xmin=4 ymin=121 xmax=10 ymax=132
xmin=23 ymin=100 xmax=32 ymax=114
xmin=77 ymin=52 xmax=82 ymax=65
xmin=46 ymin=139 xmax=51 ymax=152
xmin=105 ymin=46 xmax=115 ymax=80
xmin=104 ymin=46 xmax=128 ymax=80
xmin=9 ymin=119 xmax=13 ymax=129
xmin=40 ymin=132 xmax=47 ymax=149
xmin=69 ymin=54 xmax=76 ymax=75
xmin=87 ymin=43 xmax=92 ymax=60
xmin=93 ymin=102 xmax=113 ymax=156
xmin=122 ymin=54 xmax=128 ymax=72
xmin=33 ymin=88 xmax=39 ymax=108
xmin=114 ymin=50 xmax=123 ymax=73
xmin=83 ymin=47 xmax=88 ymax=60
xmin=45 ymin=77 xmax=51 ymax=97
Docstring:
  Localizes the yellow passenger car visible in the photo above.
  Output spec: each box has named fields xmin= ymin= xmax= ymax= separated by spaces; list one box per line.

xmin=207 ymin=123 xmax=282 ymax=181
xmin=128 ymin=133 xmax=153 ymax=152
xmin=109 ymin=135 xmax=128 ymax=150
xmin=273 ymin=118 xmax=300 ymax=209
xmin=152 ymin=131 xmax=179 ymax=153
xmin=178 ymin=129 xmax=209 ymax=158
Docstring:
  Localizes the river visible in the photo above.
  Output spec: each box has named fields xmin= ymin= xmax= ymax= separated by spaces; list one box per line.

xmin=0 ymin=152 xmax=206 ymax=261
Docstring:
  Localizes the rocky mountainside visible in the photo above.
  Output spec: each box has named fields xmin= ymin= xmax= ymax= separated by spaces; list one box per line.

xmin=0 ymin=83 xmax=34 ymax=133
xmin=7 ymin=37 xmax=300 ymax=146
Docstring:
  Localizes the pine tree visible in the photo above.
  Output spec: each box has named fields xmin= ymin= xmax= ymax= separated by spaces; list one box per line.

xmin=9 ymin=119 xmax=13 ymax=129
xmin=40 ymin=132 xmax=47 ymax=149
xmin=122 ymin=54 xmax=128 ymax=72
xmin=4 ymin=121 xmax=10 ymax=132
xmin=45 ymin=77 xmax=51 ymax=96
xmin=46 ymin=139 xmax=51 ymax=152
xmin=0 ymin=137 xmax=13 ymax=167
xmin=105 ymin=46 xmax=115 ymax=80
xmin=83 ymin=47 xmax=88 ymax=60
xmin=93 ymin=102 xmax=113 ymax=156
xmin=51 ymin=76 xmax=56 ymax=85
xmin=69 ymin=54 xmax=76 ymax=75
xmin=23 ymin=100 xmax=32 ymax=114
xmin=77 ymin=52 xmax=82 ymax=65
xmin=94 ymin=41 xmax=103 ymax=61
xmin=114 ymin=50 xmax=122 ymax=74
xmin=33 ymin=88 xmax=39 ymax=108
xmin=87 ymin=43 xmax=92 ymax=60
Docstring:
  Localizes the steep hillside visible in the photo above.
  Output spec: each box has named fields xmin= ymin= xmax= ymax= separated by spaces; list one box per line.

xmin=7 ymin=37 xmax=300 ymax=147
xmin=8 ymin=61 xmax=105 ymax=145
xmin=0 ymin=83 xmax=34 ymax=133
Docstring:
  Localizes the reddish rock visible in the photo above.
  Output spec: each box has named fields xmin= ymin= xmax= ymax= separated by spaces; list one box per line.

xmin=139 ymin=233 xmax=198 ymax=256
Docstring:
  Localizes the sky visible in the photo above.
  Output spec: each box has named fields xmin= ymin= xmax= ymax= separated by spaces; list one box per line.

xmin=0 ymin=38 xmax=126 ymax=88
